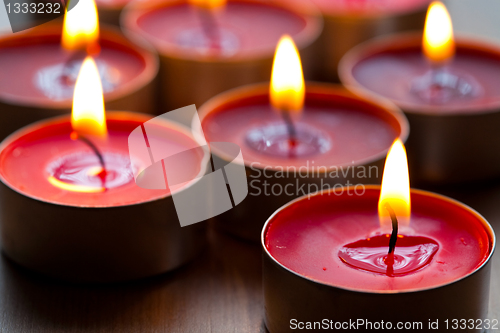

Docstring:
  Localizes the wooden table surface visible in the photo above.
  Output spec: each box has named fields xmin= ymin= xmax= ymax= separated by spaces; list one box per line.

xmin=0 ymin=0 xmax=500 ymax=332
xmin=0 ymin=226 xmax=267 ymax=333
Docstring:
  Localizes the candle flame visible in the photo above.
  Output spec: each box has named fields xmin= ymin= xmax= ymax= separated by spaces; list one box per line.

xmin=378 ymin=139 xmax=410 ymax=229
xmin=423 ymin=1 xmax=455 ymax=63
xmin=270 ymin=35 xmax=305 ymax=114
xmin=189 ymin=0 xmax=226 ymax=10
xmin=62 ymin=0 xmax=100 ymax=53
xmin=71 ymin=56 xmax=107 ymax=137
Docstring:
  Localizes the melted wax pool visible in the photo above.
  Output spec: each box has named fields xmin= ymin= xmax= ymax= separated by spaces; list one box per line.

xmin=338 ymin=234 xmax=439 ymax=277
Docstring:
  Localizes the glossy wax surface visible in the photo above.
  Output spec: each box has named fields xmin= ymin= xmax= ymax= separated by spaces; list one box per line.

xmin=0 ymin=33 xmax=146 ymax=105
xmin=351 ymin=42 xmax=500 ymax=114
xmin=265 ymin=188 xmax=493 ymax=292
xmin=201 ymin=89 xmax=400 ymax=169
xmin=134 ymin=2 xmax=307 ymax=58
xmin=0 ymin=113 xmax=205 ymax=207
xmin=338 ymin=234 xmax=439 ymax=276
xmin=310 ymin=0 xmax=430 ymax=15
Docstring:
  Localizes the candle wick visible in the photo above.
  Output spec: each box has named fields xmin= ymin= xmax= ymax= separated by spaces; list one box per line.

xmin=65 ymin=50 xmax=86 ymax=67
xmin=385 ymin=203 xmax=399 ymax=255
xmin=61 ymin=51 xmax=86 ymax=86
xmin=429 ymin=64 xmax=449 ymax=88
xmin=281 ymin=111 xmax=297 ymax=154
xmin=197 ymin=8 xmax=221 ymax=52
xmin=71 ymin=132 xmax=107 ymax=185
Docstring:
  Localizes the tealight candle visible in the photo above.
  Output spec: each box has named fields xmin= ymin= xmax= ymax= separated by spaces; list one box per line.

xmin=0 ymin=57 xmax=208 ymax=282
xmin=196 ymin=36 xmax=408 ymax=241
xmin=339 ymin=1 xmax=500 ymax=184
xmin=0 ymin=0 xmax=158 ymax=140
xmin=304 ymin=0 xmax=431 ymax=81
xmin=262 ymin=140 xmax=495 ymax=333
xmin=122 ymin=0 xmax=322 ymax=124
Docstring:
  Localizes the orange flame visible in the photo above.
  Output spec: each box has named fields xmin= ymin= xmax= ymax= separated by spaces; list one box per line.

xmin=48 ymin=56 xmax=107 ymax=193
xmin=423 ymin=1 xmax=455 ymax=63
xmin=62 ymin=0 xmax=100 ymax=53
xmin=71 ymin=56 xmax=107 ymax=137
xmin=189 ymin=0 xmax=226 ymax=10
xmin=270 ymin=35 xmax=305 ymax=114
xmin=378 ymin=139 xmax=411 ymax=229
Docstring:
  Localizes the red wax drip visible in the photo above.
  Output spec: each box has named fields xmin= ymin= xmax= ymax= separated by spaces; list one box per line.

xmin=338 ymin=234 xmax=439 ymax=277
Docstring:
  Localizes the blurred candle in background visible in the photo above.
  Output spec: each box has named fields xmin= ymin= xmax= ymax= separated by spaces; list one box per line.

xmin=0 ymin=0 xmax=158 ymax=140
xmin=340 ymin=1 xmax=500 ymax=184
xmin=122 ymin=0 xmax=322 ymax=125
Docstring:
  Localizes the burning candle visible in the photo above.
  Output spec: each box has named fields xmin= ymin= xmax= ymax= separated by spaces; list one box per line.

xmin=122 ymin=0 xmax=322 ymax=124
xmin=302 ymin=0 xmax=431 ymax=81
xmin=262 ymin=140 xmax=495 ymax=332
xmin=195 ymin=36 xmax=408 ymax=241
xmin=0 ymin=0 xmax=158 ymax=140
xmin=339 ymin=1 xmax=500 ymax=184
xmin=339 ymin=140 xmax=438 ymax=277
xmin=0 ymin=56 xmax=208 ymax=283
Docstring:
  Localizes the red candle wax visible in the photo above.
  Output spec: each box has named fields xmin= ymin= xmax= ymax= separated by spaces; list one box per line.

xmin=342 ymin=36 xmax=500 ymax=114
xmin=0 ymin=111 xmax=208 ymax=282
xmin=264 ymin=186 xmax=493 ymax=292
xmin=339 ymin=33 xmax=500 ymax=184
xmin=123 ymin=0 xmax=321 ymax=119
xmin=198 ymin=83 xmax=408 ymax=241
xmin=338 ymin=234 xmax=439 ymax=277
xmin=127 ymin=0 xmax=314 ymax=59
xmin=201 ymin=85 xmax=402 ymax=169
xmin=0 ymin=112 xmax=205 ymax=207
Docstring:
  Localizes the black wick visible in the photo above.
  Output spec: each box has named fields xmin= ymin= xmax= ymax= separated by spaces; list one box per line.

xmin=385 ymin=203 xmax=399 ymax=255
xmin=281 ymin=111 xmax=297 ymax=146
xmin=61 ymin=51 xmax=86 ymax=86
xmin=197 ymin=8 xmax=221 ymax=51
xmin=64 ymin=50 xmax=86 ymax=68
xmin=72 ymin=133 xmax=106 ymax=174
